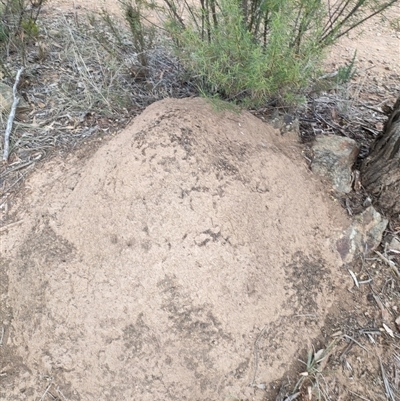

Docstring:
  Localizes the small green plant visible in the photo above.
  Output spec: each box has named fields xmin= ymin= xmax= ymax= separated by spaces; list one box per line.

xmin=20 ymin=17 xmax=39 ymax=38
xmin=389 ymin=17 xmax=400 ymax=31
xmin=294 ymin=341 xmax=338 ymax=400
xmin=0 ymin=0 xmax=45 ymax=36
xmin=0 ymin=0 xmax=46 ymax=63
xmin=336 ymin=51 xmax=357 ymax=85
xmin=88 ymin=0 xmax=156 ymax=76
xmin=0 ymin=20 xmax=8 ymax=41
xmin=121 ymin=0 xmax=155 ymax=67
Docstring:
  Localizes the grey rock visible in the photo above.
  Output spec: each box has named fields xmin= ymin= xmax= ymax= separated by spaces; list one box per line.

xmin=271 ymin=112 xmax=300 ymax=138
xmin=311 ymin=135 xmax=359 ymax=193
xmin=0 ymin=82 xmax=29 ymax=116
xmin=336 ymin=206 xmax=388 ymax=263
xmin=0 ymin=82 xmax=13 ymax=114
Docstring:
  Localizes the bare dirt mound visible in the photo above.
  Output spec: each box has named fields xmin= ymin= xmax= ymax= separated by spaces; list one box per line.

xmin=1 ymin=98 xmax=350 ymax=400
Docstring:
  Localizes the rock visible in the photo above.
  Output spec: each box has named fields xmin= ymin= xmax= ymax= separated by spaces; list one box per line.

xmin=0 ymin=82 xmax=29 ymax=116
xmin=271 ymin=112 xmax=301 ymax=139
xmin=336 ymin=206 xmax=388 ymax=263
xmin=311 ymin=135 xmax=359 ymax=193
xmin=0 ymin=82 xmax=13 ymax=113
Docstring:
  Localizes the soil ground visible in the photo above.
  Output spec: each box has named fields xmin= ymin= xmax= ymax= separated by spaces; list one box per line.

xmin=1 ymin=1 xmax=400 ymax=401
xmin=2 ymin=97 xmax=351 ymax=401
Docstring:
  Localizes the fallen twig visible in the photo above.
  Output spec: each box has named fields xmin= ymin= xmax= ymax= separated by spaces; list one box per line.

xmin=251 ymin=324 xmax=268 ymax=387
xmin=0 ymin=159 xmax=37 ymax=178
xmin=342 ymin=334 xmax=370 ymax=353
xmin=358 ymin=101 xmax=387 ymax=115
xmin=375 ymin=251 xmax=400 ymax=278
xmin=0 ymin=219 xmax=23 ymax=233
xmin=2 ymin=67 xmax=24 ymax=162
xmin=39 ymin=381 xmax=53 ymax=401
xmin=379 ymin=357 xmax=396 ymax=401
xmin=283 ymin=392 xmax=301 ymax=401
xmin=359 ymin=328 xmax=381 ymax=336
xmin=348 ymin=269 xmax=359 ymax=288
xmin=56 ymin=386 xmax=69 ymax=401
xmin=348 ymin=389 xmax=373 ymax=401
xmin=358 ymin=278 xmax=373 ymax=284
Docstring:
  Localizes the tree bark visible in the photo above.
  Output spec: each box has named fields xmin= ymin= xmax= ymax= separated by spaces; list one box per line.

xmin=361 ymin=97 xmax=400 ymax=219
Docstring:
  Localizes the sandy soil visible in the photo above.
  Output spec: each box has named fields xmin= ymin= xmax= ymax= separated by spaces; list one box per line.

xmin=1 ymin=97 xmax=353 ymax=400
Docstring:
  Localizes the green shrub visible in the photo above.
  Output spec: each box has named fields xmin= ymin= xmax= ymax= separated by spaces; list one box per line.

xmin=154 ymin=0 xmax=398 ymax=106
xmin=162 ymin=0 xmax=323 ymax=105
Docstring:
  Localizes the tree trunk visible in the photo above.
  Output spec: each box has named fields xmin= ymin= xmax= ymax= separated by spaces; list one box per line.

xmin=361 ymin=97 xmax=400 ymax=219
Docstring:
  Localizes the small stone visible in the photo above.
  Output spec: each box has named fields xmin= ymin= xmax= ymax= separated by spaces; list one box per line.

xmin=0 ymin=82 xmax=29 ymax=116
xmin=336 ymin=206 xmax=388 ymax=263
xmin=311 ymin=135 xmax=359 ymax=193
xmin=0 ymin=83 xmax=14 ymax=113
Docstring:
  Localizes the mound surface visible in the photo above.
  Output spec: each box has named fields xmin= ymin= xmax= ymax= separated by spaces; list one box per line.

xmin=1 ymin=98 xmax=349 ymax=400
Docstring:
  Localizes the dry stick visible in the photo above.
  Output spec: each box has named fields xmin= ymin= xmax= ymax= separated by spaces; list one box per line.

xmin=348 ymin=390 xmax=373 ymax=401
xmin=251 ymin=324 xmax=268 ymax=387
xmin=0 ymin=159 xmax=37 ymax=178
xmin=39 ymin=381 xmax=53 ymax=401
xmin=379 ymin=357 xmax=396 ymax=401
xmin=0 ymin=219 xmax=23 ymax=233
xmin=3 ymin=172 xmax=26 ymax=193
xmin=342 ymin=334 xmax=369 ymax=353
xmin=285 ymin=392 xmax=301 ymax=401
xmin=375 ymin=251 xmax=400 ymax=278
xmin=56 ymin=386 xmax=69 ymax=401
xmin=3 ymin=67 xmax=24 ymax=162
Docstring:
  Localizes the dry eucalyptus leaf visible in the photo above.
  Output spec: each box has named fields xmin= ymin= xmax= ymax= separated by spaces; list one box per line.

xmin=314 ymin=348 xmax=325 ymax=362
xmin=382 ymin=323 xmax=394 ymax=338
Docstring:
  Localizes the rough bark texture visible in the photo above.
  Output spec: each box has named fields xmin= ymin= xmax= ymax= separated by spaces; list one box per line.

xmin=361 ymin=97 xmax=400 ymax=219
